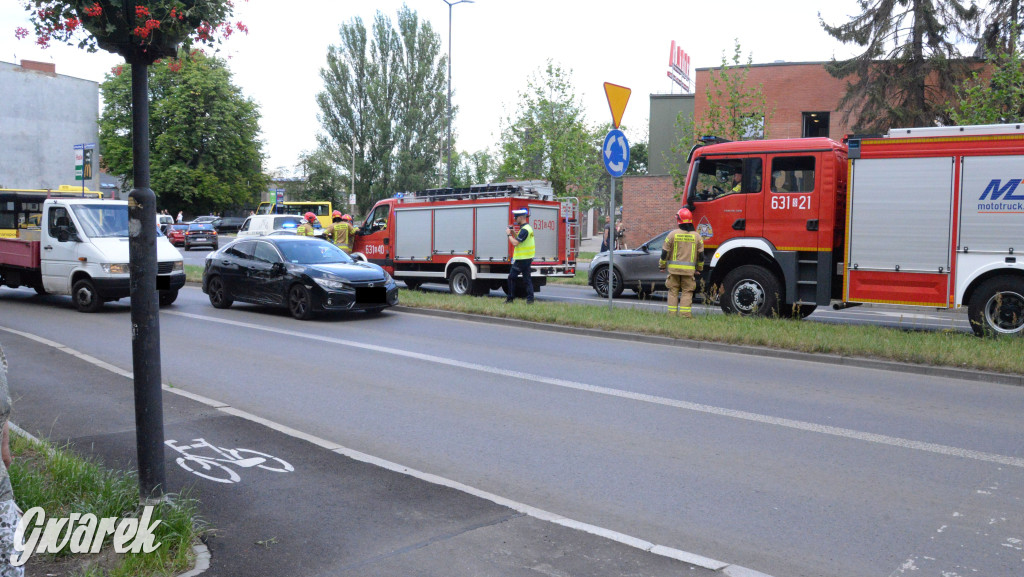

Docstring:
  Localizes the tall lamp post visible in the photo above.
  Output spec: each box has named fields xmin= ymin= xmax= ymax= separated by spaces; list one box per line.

xmin=443 ymin=0 xmax=473 ymax=188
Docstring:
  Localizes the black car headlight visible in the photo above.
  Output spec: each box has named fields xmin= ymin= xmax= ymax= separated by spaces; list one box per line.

xmin=314 ymin=277 xmax=350 ymax=291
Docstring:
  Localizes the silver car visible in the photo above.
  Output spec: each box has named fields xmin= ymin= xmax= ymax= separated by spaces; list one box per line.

xmin=588 ymin=230 xmax=672 ymax=298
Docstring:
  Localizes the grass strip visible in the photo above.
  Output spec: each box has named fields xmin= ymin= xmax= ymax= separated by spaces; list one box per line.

xmin=397 ymin=289 xmax=1024 ymax=375
xmin=8 ymin=432 xmax=204 ymax=576
xmin=185 ymin=264 xmax=204 ymax=284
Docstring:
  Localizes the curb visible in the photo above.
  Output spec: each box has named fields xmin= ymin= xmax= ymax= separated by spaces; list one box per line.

xmin=7 ymin=423 xmax=211 ymax=577
xmin=392 ymin=306 xmax=1024 ymax=387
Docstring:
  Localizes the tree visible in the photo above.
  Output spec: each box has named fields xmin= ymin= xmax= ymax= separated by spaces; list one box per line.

xmin=950 ymin=33 xmax=1024 ymax=124
xmin=317 ymin=6 xmax=446 ymax=214
xmin=978 ymin=0 xmax=1024 ymax=55
xmin=452 ymin=149 xmax=497 ymax=187
xmin=299 ymin=147 xmax=349 ymax=208
xmin=626 ymin=141 xmax=648 ymax=176
xmin=99 ymin=53 xmax=267 ymax=214
xmin=821 ymin=0 xmax=979 ymax=132
xmin=498 ymin=61 xmax=602 ymax=199
xmin=669 ymin=42 xmax=771 ymax=194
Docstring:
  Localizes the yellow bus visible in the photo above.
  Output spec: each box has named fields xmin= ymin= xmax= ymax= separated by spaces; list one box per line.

xmin=257 ymin=201 xmax=333 ymax=228
xmin=0 ymin=186 xmax=105 ymax=238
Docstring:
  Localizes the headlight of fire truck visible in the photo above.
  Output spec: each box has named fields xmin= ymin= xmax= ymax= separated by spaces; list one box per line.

xmin=314 ymin=277 xmax=350 ymax=291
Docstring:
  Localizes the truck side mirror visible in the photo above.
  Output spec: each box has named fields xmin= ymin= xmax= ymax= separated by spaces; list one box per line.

xmin=57 ymin=227 xmax=70 ymax=243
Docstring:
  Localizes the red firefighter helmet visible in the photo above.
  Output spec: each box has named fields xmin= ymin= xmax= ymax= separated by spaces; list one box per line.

xmin=677 ymin=208 xmax=693 ymax=225
xmin=304 ymin=212 xmax=317 ymax=223
xmin=342 ymin=214 xmax=352 ymax=222
xmin=332 ymin=210 xmax=342 ymax=218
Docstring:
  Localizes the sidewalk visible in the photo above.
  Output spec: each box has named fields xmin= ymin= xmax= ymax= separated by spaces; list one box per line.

xmin=2 ymin=330 xmax=726 ymax=577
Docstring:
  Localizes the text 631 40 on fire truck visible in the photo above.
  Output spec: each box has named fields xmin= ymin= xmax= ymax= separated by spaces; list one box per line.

xmin=684 ymin=123 xmax=1024 ymax=337
xmin=352 ymin=185 xmax=578 ymax=296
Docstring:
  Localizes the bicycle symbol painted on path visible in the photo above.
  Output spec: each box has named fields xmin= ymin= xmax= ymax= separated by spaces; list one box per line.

xmin=165 ymin=438 xmax=294 ymax=484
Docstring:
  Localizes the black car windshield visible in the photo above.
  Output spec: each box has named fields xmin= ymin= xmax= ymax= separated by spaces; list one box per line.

xmin=71 ymin=204 xmax=129 ymax=238
xmin=277 ymin=240 xmax=353 ymax=264
xmin=188 ymin=223 xmax=214 ymax=231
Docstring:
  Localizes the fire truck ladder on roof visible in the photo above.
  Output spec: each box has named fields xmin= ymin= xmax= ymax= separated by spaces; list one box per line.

xmin=400 ymin=184 xmax=542 ymax=202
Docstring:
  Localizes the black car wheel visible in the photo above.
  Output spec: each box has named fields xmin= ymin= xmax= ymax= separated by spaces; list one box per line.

xmin=183 ymin=242 xmax=190 ymax=251
xmin=207 ymin=276 xmax=233 ymax=309
xmin=72 ymin=278 xmax=103 ymax=313
xmin=288 ymin=283 xmax=314 ymax=320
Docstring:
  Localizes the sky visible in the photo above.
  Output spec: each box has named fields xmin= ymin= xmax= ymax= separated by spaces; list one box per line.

xmin=1 ymin=1 xmax=877 ymax=176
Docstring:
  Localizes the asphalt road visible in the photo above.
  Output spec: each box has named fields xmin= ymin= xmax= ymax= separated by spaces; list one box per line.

xmin=0 ymin=285 xmax=1020 ymax=577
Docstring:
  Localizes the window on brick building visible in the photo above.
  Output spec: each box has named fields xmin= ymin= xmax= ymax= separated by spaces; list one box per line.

xmin=802 ymin=112 xmax=830 ymax=138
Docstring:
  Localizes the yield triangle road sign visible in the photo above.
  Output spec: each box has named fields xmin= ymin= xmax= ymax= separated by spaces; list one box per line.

xmin=603 ymin=82 xmax=631 ymax=129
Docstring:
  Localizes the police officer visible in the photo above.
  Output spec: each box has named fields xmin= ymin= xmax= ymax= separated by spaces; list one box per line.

xmin=659 ymin=208 xmax=704 ymax=317
xmin=297 ymin=212 xmax=318 ymax=236
xmin=505 ymin=208 xmax=535 ymax=304
xmin=325 ymin=211 xmax=357 ymax=253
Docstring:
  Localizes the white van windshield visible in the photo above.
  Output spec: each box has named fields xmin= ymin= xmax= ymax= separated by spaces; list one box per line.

xmin=72 ymin=204 xmax=130 ymax=238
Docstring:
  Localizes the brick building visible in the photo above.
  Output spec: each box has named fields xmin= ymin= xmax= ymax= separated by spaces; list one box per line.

xmin=623 ymin=61 xmax=852 ymax=248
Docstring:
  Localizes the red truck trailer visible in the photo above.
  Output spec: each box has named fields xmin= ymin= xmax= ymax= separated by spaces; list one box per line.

xmin=352 ymin=185 xmax=578 ymax=296
xmin=683 ymin=123 xmax=1024 ymax=336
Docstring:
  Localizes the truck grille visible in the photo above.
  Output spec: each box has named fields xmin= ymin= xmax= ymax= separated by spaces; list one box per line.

xmin=158 ymin=262 xmax=175 ymax=274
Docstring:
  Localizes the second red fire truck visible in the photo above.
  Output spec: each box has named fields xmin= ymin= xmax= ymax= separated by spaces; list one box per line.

xmin=684 ymin=123 xmax=1024 ymax=336
xmin=352 ymin=184 xmax=578 ymax=296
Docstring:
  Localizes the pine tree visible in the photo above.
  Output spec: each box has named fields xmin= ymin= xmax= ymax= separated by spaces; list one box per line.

xmin=821 ymin=0 xmax=979 ymax=132
xmin=979 ymin=0 xmax=1024 ymax=55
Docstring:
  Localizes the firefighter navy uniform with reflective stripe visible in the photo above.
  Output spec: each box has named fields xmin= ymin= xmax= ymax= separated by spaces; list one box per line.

xmin=659 ymin=229 xmax=704 ymax=317
xmin=326 ymin=222 xmax=357 ymax=253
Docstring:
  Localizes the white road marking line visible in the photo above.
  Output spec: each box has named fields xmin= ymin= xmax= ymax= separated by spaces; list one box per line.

xmin=161 ymin=311 xmax=1024 ymax=469
xmin=0 ymin=323 xmax=747 ymax=575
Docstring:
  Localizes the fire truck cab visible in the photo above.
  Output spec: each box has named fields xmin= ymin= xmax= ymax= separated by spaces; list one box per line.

xmin=685 ymin=124 xmax=1024 ymax=336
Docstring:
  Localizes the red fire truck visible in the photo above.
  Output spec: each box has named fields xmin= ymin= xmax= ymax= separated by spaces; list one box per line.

xmin=352 ymin=184 xmax=578 ymax=296
xmin=684 ymin=123 xmax=1024 ymax=336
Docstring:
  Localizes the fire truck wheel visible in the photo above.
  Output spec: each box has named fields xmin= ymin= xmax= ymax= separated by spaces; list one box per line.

xmin=968 ymin=276 xmax=1024 ymax=337
xmin=470 ymin=280 xmax=490 ymax=296
xmin=592 ymin=265 xmax=624 ymax=298
xmin=448 ymin=266 xmax=473 ymax=296
xmin=721 ymin=265 xmax=781 ymax=317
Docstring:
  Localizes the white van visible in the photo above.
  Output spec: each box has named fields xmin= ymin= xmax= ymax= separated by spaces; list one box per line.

xmin=237 ymin=214 xmax=323 ymax=237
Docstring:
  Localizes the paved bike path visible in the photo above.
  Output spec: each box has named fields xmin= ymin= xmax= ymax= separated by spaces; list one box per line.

xmin=2 ymin=331 xmax=722 ymax=577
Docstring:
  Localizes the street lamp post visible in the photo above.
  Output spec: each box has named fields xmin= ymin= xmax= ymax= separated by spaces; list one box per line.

xmin=443 ymin=0 xmax=473 ymax=188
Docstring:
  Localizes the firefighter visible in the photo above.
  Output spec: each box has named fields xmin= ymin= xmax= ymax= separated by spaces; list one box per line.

xmin=325 ymin=211 xmax=357 ymax=254
xmin=505 ymin=208 xmax=535 ymax=304
xmin=659 ymin=208 xmax=704 ymax=318
xmin=297 ymin=212 xmax=318 ymax=236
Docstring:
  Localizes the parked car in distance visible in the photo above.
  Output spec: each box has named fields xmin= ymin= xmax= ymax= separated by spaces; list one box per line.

xmin=202 ymin=236 xmax=398 ymax=319
xmin=588 ymin=230 xmax=672 ymax=298
xmin=166 ymin=223 xmax=189 ymax=246
xmin=212 ymin=216 xmax=246 ymax=233
xmin=192 ymin=215 xmax=219 ymax=225
xmin=157 ymin=214 xmax=174 ymax=235
xmin=184 ymin=222 xmax=218 ymax=251
xmin=237 ymin=214 xmax=323 ymax=238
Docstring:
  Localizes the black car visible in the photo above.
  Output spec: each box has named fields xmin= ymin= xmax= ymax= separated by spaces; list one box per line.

xmin=184 ymin=222 xmax=219 ymax=251
xmin=212 ymin=216 xmax=247 ymax=233
xmin=202 ymin=236 xmax=398 ymax=319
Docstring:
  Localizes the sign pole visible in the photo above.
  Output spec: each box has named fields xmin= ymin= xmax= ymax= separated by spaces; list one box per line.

xmin=608 ymin=177 xmax=615 ymax=310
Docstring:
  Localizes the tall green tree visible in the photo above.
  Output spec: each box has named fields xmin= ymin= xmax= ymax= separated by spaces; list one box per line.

xmin=317 ymin=5 xmax=446 ymax=213
xmin=498 ymin=61 xmax=601 ymax=199
xmin=299 ymin=148 xmax=349 ymax=208
xmin=821 ymin=0 xmax=979 ymax=132
xmin=979 ymin=0 xmax=1024 ymax=55
xmin=99 ymin=53 xmax=267 ymax=213
xmin=452 ymin=149 xmax=497 ymax=187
